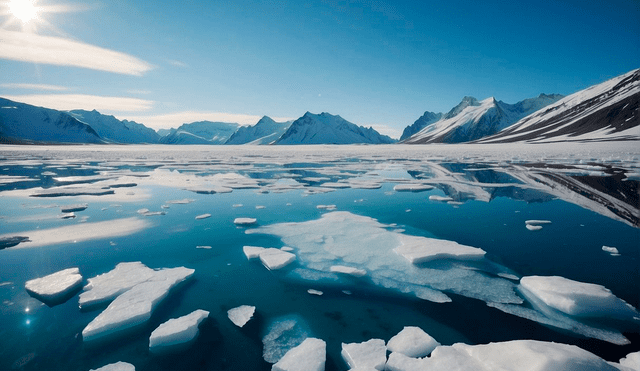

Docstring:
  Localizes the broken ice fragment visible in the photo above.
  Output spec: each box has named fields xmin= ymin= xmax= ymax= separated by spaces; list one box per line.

xmin=227 ymin=305 xmax=255 ymax=327
xmin=307 ymin=289 xmax=323 ymax=296
xmin=234 ymin=217 xmax=257 ymax=225
xmin=520 ymin=276 xmax=639 ymax=319
xmin=394 ymin=234 xmax=485 ymax=263
xmin=25 ymin=267 xmax=83 ymax=306
xmin=387 ymin=326 xmax=440 ymax=358
xmin=149 ymin=309 xmax=209 ymax=352
xmin=329 ymin=265 xmax=366 ymax=277
xmin=61 ymin=203 xmax=88 ymax=213
xmin=259 ymin=248 xmax=296 ymax=270
xmin=89 ymin=361 xmax=135 ymax=371
xmin=341 ymin=338 xmax=387 ymax=370
xmin=195 ymin=213 xmax=211 ymax=220
xmin=525 ymin=220 xmax=551 ymax=230
xmin=429 ymin=195 xmax=453 ymax=202
xmin=393 ymin=184 xmax=434 ymax=192
xmin=0 ymin=236 xmax=30 ymax=249
xmin=79 ymin=262 xmax=157 ymax=308
xmin=602 ymin=246 xmax=620 ymax=256
xmin=272 ymin=337 xmax=326 ymax=371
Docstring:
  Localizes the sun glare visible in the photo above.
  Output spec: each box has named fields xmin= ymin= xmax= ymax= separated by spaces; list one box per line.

xmin=9 ymin=0 xmax=38 ymax=23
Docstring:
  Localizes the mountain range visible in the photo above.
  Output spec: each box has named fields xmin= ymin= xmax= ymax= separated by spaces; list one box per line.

xmin=1 ymin=68 xmax=638 ymax=145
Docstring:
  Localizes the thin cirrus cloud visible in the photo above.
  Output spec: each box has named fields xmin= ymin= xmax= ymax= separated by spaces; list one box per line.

xmin=2 ymin=94 xmax=153 ymax=112
xmin=125 ymin=111 xmax=295 ymax=130
xmin=0 ymin=30 xmax=153 ymax=76
xmin=0 ymin=83 xmax=69 ymax=91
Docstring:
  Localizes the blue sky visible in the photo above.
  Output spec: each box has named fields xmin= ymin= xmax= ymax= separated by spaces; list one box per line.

xmin=1 ymin=0 xmax=638 ymax=138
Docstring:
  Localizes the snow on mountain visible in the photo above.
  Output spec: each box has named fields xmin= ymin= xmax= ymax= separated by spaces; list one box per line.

xmin=275 ymin=112 xmax=396 ymax=145
xmin=404 ymin=94 xmax=564 ymax=144
xmin=159 ymin=121 xmax=240 ymax=145
xmin=69 ymin=109 xmax=160 ymax=144
xmin=479 ymin=68 xmax=640 ymax=143
xmin=225 ymin=116 xmax=292 ymax=145
xmin=399 ymin=111 xmax=443 ymax=141
xmin=157 ymin=128 xmax=173 ymax=137
xmin=0 ymin=97 xmax=103 ymax=144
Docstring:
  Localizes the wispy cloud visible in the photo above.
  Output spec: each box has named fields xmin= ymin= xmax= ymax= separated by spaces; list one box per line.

xmin=127 ymin=89 xmax=152 ymax=95
xmin=167 ymin=59 xmax=188 ymax=68
xmin=125 ymin=111 xmax=294 ymax=130
xmin=0 ymin=83 xmax=69 ymax=91
xmin=0 ymin=30 xmax=153 ymax=76
xmin=3 ymin=94 xmax=153 ymax=112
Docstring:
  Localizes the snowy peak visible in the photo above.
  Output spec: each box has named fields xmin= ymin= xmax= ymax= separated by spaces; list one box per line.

xmin=275 ymin=112 xmax=395 ymax=145
xmin=159 ymin=121 xmax=240 ymax=145
xmin=480 ymin=68 xmax=640 ymax=143
xmin=0 ymin=97 xmax=103 ymax=144
xmin=404 ymin=93 xmax=564 ymax=144
xmin=69 ymin=109 xmax=160 ymax=144
xmin=225 ymin=116 xmax=292 ymax=145
xmin=399 ymin=111 xmax=443 ymax=141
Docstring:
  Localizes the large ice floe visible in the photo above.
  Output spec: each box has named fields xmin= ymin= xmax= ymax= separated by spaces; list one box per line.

xmin=81 ymin=262 xmax=194 ymax=342
xmin=341 ymin=338 xmax=387 ymax=370
xmin=387 ymin=326 xmax=440 ymax=358
xmin=227 ymin=305 xmax=255 ymax=327
xmin=272 ymin=337 xmax=326 ymax=371
xmin=89 ymin=361 xmax=135 ymax=371
xmin=247 ymin=211 xmax=638 ymax=345
xmin=149 ymin=309 xmax=209 ymax=353
xmin=25 ymin=267 xmax=83 ymax=306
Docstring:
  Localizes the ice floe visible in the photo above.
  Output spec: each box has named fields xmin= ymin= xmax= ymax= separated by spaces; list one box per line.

xmin=60 ymin=203 xmax=88 ymax=212
xmin=82 ymin=265 xmax=194 ymax=342
xmin=272 ymin=337 xmax=326 ymax=371
xmin=195 ymin=213 xmax=211 ymax=220
xmin=31 ymin=186 xmax=115 ymax=197
xmin=519 ymin=276 xmax=639 ymax=319
xmin=393 ymin=183 xmax=434 ymax=192
xmin=525 ymin=220 xmax=551 ymax=231
xmin=79 ymin=262 xmax=158 ymax=308
xmin=1 ymin=235 xmax=32 ymax=249
xmin=602 ymin=246 xmax=620 ymax=256
xmin=227 ymin=305 xmax=255 ymax=327
xmin=429 ymin=195 xmax=454 ymax=202
xmin=0 ymin=217 xmax=149 ymax=248
xmin=341 ymin=338 xmax=387 ymax=370
xmin=316 ymin=204 xmax=337 ymax=210
xmin=329 ymin=265 xmax=367 ymax=277
xmin=196 ymin=245 xmax=212 ymax=249
xmin=25 ymin=267 xmax=83 ymax=305
xmin=247 ymin=211 xmax=521 ymax=305
xmin=165 ymin=198 xmax=195 ymax=204
xmin=394 ymin=234 xmax=486 ymax=263
xmin=149 ymin=309 xmax=209 ymax=352
xmin=89 ymin=361 xmax=135 ymax=371
xmin=387 ymin=326 xmax=439 ymax=358
xmin=243 ymin=246 xmax=297 ymax=270
xmin=619 ymin=351 xmax=640 ymax=371
xmin=234 ymin=217 xmax=257 ymax=225
xmin=307 ymin=289 xmax=323 ymax=296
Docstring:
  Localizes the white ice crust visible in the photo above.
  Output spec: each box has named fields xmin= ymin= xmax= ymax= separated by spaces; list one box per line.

xmin=79 ymin=262 xmax=157 ymax=308
xmin=341 ymin=338 xmax=387 ymax=370
xmin=387 ymin=326 xmax=440 ymax=358
xmin=243 ymin=246 xmax=296 ymax=270
xmin=82 ymin=265 xmax=194 ymax=342
xmin=227 ymin=305 xmax=255 ymax=327
xmin=89 ymin=361 xmax=135 ymax=371
xmin=25 ymin=267 xmax=82 ymax=302
xmin=394 ymin=234 xmax=486 ymax=263
xmin=619 ymin=351 xmax=640 ymax=371
xmin=520 ymin=276 xmax=639 ymax=319
xmin=234 ymin=217 xmax=257 ymax=225
xmin=149 ymin=309 xmax=209 ymax=351
xmin=272 ymin=337 xmax=326 ymax=371
xmin=329 ymin=265 xmax=367 ymax=277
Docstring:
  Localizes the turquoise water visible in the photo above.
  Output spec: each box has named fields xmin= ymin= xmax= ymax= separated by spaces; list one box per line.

xmin=0 ymin=146 xmax=638 ymax=370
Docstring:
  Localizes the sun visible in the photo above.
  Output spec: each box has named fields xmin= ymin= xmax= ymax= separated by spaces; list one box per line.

xmin=9 ymin=0 xmax=38 ymax=23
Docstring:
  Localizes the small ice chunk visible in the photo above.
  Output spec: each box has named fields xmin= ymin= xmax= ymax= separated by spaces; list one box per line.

xmin=89 ymin=361 xmax=135 ymax=371
xmin=256 ymin=205 xmax=266 ymax=209
xmin=232 ymin=204 xmax=243 ymax=208
xmin=196 ymin=245 xmax=212 ymax=249
xmin=60 ymin=212 xmax=76 ymax=219
xmin=259 ymin=248 xmax=296 ymax=270
xmin=166 ymin=198 xmax=195 ymax=204
xmin=195 ymin=214 xmax=211 ymax=220
xmin=82 ymin=266 xmax=194 ymax=342
xmin=619 ymin=351 xmax=640 ymax=371
xmin=602 ymin=246 xmax=620 ymax=256
xmin=149 ymin=309 xmax=209 ymax=352
xmin=272 ymin=337 xmax=326 ymax=371
xmin=61 ymin=203 xmax=88 ymax=213
xmin=307 ymin=289 xmax=323 ymax=296
xmin=387 ymin=326 xmax=440 ymax=358
xmin=281 ymin=246 xmax=294 ymax=252
xmin=393 ymin=184 xmax=433 ymax=192
xmin=329 ymin=265 xmax=366 ymax=277
xmin=25 ymin=267 xmax=82 ymax=305
xmin=520 ymin=276 xmax=639 ymax=319
xmin=341 ymin=338 xmax=387 ymax=370
xmin=137 ymin=208 xmax=165 ymax=216
xmin=234 ymin=217 xmax=257 ymax=225
xmin=394 ymin=234 xmax=485 ymax=263
xmin=316 ymin=205 xmax=337 ymax=211
xmin=526 ymin=224 xmax=543 ymax=231
xmin=429 ymin=195 xmax=453 ymax=202
xmin=525 ymin=220 xmax=552 ymax=225
xmin=227 ymin=305 xmax=255 ymax=327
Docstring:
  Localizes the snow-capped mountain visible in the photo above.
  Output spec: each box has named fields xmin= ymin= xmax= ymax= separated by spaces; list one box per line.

xmin=0 ymin=97 xmax=103 ymax=144
xmin=479 ymin=69 xmax=640 ymax=143
xmin=275 ymin=112 xmax=396 ymax=145
xmin=159 ymin=121 xmax=240 ymax=145
xmin=225 ymin=116 xmax=292 ymax=145
xmin=404 ymin=94 xmax=564 ymax=144
xmin=399 ymin=111 xmax=443 ymax=141
xmin=69 ymin=109 xmax=160 ymax=144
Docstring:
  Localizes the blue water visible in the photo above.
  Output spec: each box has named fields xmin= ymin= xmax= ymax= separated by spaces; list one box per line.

xmin=0 ymin=147 xmax=638 ymax=370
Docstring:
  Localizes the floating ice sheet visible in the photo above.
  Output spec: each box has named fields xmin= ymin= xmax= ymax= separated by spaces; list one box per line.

xmin=387 ymin=326 xmax=439 ymax=358
xmin=273 ymin=337 xmax=326 ymax=371
xmin=149 ymin=309 xmax=209 ymax=352
xmin=25 ymin=267 xmax=83 ymax=305
xmin=89 ymin=361 xmax=135 ymax=371
xmin=341 ymin=338 xmax=387 ymax=370
xmin=227 ymin=305 xmax=255 ymax=327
